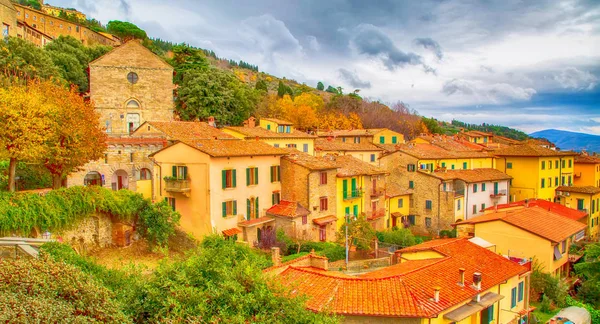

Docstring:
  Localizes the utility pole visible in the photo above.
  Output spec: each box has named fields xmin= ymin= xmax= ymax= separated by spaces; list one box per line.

xmin=345 ymin=213 xmax=349 ymax=269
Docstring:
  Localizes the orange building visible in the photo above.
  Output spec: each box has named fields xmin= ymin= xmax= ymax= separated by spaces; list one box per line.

xmin=574 ymin=154 xmax=600 ymax=187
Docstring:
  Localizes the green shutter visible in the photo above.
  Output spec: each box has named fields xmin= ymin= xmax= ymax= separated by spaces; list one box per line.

xmin=247 ymin=199 xmax=251 ymax=220
xmin=246 ymin=168 xmax=250 ymax=186
xmin=172 ymin=198 xmax=176 ymax=211
xmin=182 ymin=166 xmax=188 ymax=180
xmin=272 ymin=193 xmax=275 ymax=205
xmin=255 ymin=197 xmax=259 ymax=218
xmin=343 ymin=179 xmax=348 ymax=199
xmin=232 ymin=169 xmax=237 ymax=187
xmin=164 ymin=197 xmax=168 ymax=203
xmin=222 ymin=170 xmax=226 ymax=189
xmin=353 ymin=205 xmax=358 ymax=217
xmin=351 ymin=178 xmax=357 ymax=192
xmin=380 ymin=136 xmax=385 ymax=144
xmin=172 ymin=166 xmax=177 ymax=177
xmin=233 ymin=200 xmax=237 ymax=216
xmin=270 ymin=166 xmax=274 ymax=182
xmin=222 ymin=202 xmax=227 ymax=217
xmin=255 ymin=167 xmax=259 ymax=185
xmin=345 ymin=207 xmax=350 ymax=216
xmin=277 ymin=166 xmax=281 ymax=181
xmin=392 ymin=136 xmax=397 ymax=144
xmin=488 ymin=304 xmax=494 ymax=323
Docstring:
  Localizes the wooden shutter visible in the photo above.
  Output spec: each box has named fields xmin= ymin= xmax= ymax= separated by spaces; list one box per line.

xmin=272 ymin=193 xmax=275 ymax=205
xmin=172 ymin=166 xmax=177 ymax=177
xmin=270 ymin=166 xmax=274 ymax=182
xmin=182 ymin=166 xmax=188 ymax=180
xmin=246 ymin=168 xmax=250 ymax=186
xmin=343 ymin=179 xmax=348 ymax=199
xmin=247 ymin=199 xmax=251 ymax=220
xmin=222 ymin=202 xmax=227 ymax=217
xmin=222 ymin=170 xmax=226 ymax=189
xmin=255 ymin=197 xmax=259 ymax=217
xmin=233 ymin=200 xmax=237 ymax=215
xmin=254 ymin=167 xmax=258 ymax=185
xmin=232 ymin=169 xmax=237 ymax=187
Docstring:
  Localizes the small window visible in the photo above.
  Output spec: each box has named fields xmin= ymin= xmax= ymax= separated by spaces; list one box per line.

xmin=130 ymin=153 xmax=134 ymax=162
xmin=457 ymin=199 xmax=461 ymax=211
xmin=409 ymin=181 xmax=414 ymax=189
xmin=541 ymin=161 xmax=546 ymax=170
xmin=222 ymin=200 xmax=237 ymax=217
xmin=270 ymin=165 xmax=280 ymax=182
xmin=555 ymin=160 xmax=559 ymax=169
xmin=171 ymin=165 xmax=188 ymax=179
xmin=511 ymin=287 xmax=517 ymax=308
xmin=407 ymin=164 xmax=416 ymax=172
xmin=568 ymin=159 xmax=572 ymax=168
xmin=481 ymin=203 xmax=485 ymax=211
xmin=126 ymin=100 xmax=139 ymax=108
xmin=302 ymin=215 xmax=308 ymax=225
xmin=561 ymin=240 xmax=566 ymax=253
xmin=354 ymin=137 xmax=360 ymax=143
xmin=286 ymin=143 xmax=297 ymax=149
xmin=166 ymin=197 xmax=176 ymax=211
xmin=222 ymin=169 xmax=236 ymax=189
xmin=518 ymin=281 xmax=524 ymax=302
xmin=392 ymin=136 xmax=397 ymax=144
xmin=273 ymin=143 xmax=279 ymax=148
xmin=272 ymin=192 xmax=280 ymax=205
xmin=246 ymin=167 xmax=258 ymax=186
xmin=425 ymin=217 xmax=432 ymax=228
xmin=277 ymin=126 xmax=284 ymax=133
xmin=473 ymin=205 xmax=477 ymax=214
xmin=462 ymin=162 xmax=468 ymax=169
xmin=140 ymin=168 xmax=152 ymax=180
xmin=320 ymin=197 xmax=328 ymax=211
xmin=541 ymin=178 xmax=545 ymax=188
xmin=507 ymin=162 xmax=513 ymax=169
xmin=286 ymin=126 xmax=291 ymax=133
xmin=379 ymin=136 xmax=385 ymax=144
xmin=473 ymin=184 xmax=478 ymax=193
xmin=319 ymin=171 xmax=327 ymax=185
xmin=548 ymin=160 xmax=552 ymax=169
xmin=370 ymin=154 xmax=376 ymax=162
xmin=398 ymin=198 xmax=403 ymax=208
xmin=425 ymin=200 xmax=432 ymax=210
xmin=303 ymin=143 xmax=309 ymax=153
xmin=127 ymin=72 xmax=139 ymax=84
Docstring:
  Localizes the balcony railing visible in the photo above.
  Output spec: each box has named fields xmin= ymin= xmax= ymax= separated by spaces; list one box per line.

xmin=370 ymin=187 xmax=385 ymax=197
xmin=165 ymin=179 xmax=191 ymax=194
xmin=454 ymin=189 xmax=465 ymax=197
xmin=490 ymin=189 xmax=507 ymax=198
xmin=343 ymin=190 xmax=363 ymax=200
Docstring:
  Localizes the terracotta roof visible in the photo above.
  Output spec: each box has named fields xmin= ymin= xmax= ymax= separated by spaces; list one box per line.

xmin=386 ymin=183 xmax=413 ymax=198
xmin=106 ymin=137 xmax=167 ymax=146
xmin=456 ymin=206 xmax=587 ymax=242
xmin=139 ymin=121 xmax=238 ymax=141
xmin=266 ymin=200 xmax=310 ymax=218
xmin=428 ymin=168 xmax=512 ymax=183
xmin=493 ymin=144 xmax=574 ymax=157
xmin=482 ymin=199 xmax=587 ymax=221
xmin=179 ymin=139 xmax=289 ymax=158
xmin=461 ymin=131 xmax=492 ymax=137
xmin=283 ymin=152 xmax=339 ymax=171
xmin=333 ymin=155 xmax=387 ymax=177
xmin=493 ymin=135 xmax=522 ymax=145
xmin=224 ymin=126 xmax=316 ymax=139
xmin=312 ymin=215 xmax=337 ymax=225
xmin=261 ymin=118 xmax=293 ymax=125
xmin=396 ymin=143 xmax=492 ymax=159
xmin=268 ymin=239 xmax=527 ymax=318
xmin=317 ymin=128 xmax=386 ymax=137
xmin=222 ymin=228 xmax=242 ymax=237
xmin=238 ymin=216 xmax=275 ymax=227
xmin=315 ymin=138 xmax=384 ymax=152
xmin=557 ymin=186 xmax=600 ymax=195
xmin=575 ymin=155 xmax=600 ymax=164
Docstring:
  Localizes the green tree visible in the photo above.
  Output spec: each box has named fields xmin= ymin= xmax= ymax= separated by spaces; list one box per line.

xmin=106 ymin=21 xmax=147 ymax=41
xmin=0 ymin=160 xmax=52 ymax=191
xmin=0 ymin=37 xmax=60 ymax=84
xmin=15 ymin=0 xmax=41 ymax=10
xmin=277 ymin=80 xmax=293 ymax=98
xmin=255 ymin=79 xmax=268 ymax=92
xmin=422 ymin=117 xmax=443 ymax=134
xmin=170 ymin=44 xmax=210 ymax=83
xmin=325 ymin=85 xmax=339 ymax=94
xmin=575 ymin=243 xmax=600 ymax=306
xmin=176 ymin=67 xmax=259 ymax=125
xmin=316 ymin=81 xmax=325 ymax=91
xmin=337 ymin=214 xmax=376 ymax=251
xmin=377 ymin=228 xmax=417 ymax=247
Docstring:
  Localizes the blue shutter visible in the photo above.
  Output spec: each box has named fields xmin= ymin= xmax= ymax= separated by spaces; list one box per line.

xmin=518 ymin=281 xmax=524 ymax=302
xmin=488 ymin=304 xmax=494 ymax=323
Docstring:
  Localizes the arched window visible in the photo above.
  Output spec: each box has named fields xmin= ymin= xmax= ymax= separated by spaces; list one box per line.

xmin=84 ymin=171 xmax=102 ymax=186
xmin=126 ymin=100 xmax=140 ymax=108
xmin=127 ymin=72 xmax=139 ymax=84
xmin=140 ymin=168 xmax=152 ymax=180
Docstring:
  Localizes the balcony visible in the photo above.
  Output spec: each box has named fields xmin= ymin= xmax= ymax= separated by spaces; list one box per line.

xmin=165 ymin=178 xmax=191 ymax=196
xmin=490 ymin=189 xmax=507 ymax=198
xmin=343 ymin=190 xmax=363 ymax=200
xmin=454 ymin=189 xmax=465 ymax=197
xmin=370 ymin=187 xmax=385 ymax=197
xmin=367 ymin=208 xmax=386 ymax=220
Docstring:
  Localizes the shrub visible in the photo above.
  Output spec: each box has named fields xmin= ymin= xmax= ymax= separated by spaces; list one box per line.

xmin=530 ymin=268 xmax=568 ymax=306
xmin=565 ymin=296 xmax=600 ymax=324
xmin=282 ymin=252 xmax=309 ymax=263
xmin=377 ymin=228 xmax=417 ymax=247
xmin=318 ymin=244 xmax=346 ymax=262
xmin=539 ymin=295 xmax=551 ymax=313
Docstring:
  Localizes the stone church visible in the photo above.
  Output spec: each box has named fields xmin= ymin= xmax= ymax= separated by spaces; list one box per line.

xmin=67 ymin=40 xmax=174 ymax=198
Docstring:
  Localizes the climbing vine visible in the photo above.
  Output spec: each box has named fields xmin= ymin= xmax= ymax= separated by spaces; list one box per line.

xmin=0 ymin=186 xmax=180 ymax=246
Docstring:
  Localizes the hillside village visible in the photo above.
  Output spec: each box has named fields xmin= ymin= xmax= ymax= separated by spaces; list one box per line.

xmin=1 ymin=1 xmax=600 ymax=324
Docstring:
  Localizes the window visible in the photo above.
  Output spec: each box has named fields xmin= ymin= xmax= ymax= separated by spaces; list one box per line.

xmin=222 ymin=200 xmax=237 ymax=217
xmin=370 ymin=154 xmax=376 ymax=162
xmin=408 ymin=215 xmax=416 ymax=225
xmin=549 ymin=160 xmax=553 ymax=169
xmin=171 ymin=165 xmax=188 ymax=179
xmin=285 ymin=126 xmax=291 ymax=133
xmin=457 ymin=199 xmax=461 ymax=211
xmin=562 ymin=176 xmax=566 ymax=186
xmin=127 ymin=72 xmax=139 ymax=84
xmin=511 ymin=287 xmax=517 ymax=308
xmin=407 ymin=164 xmax=416 ymax=172
xmin=25 ymin=13 xmax=29 ymax=18
xmin=222 ymin=169 xmax=236 ymax=189
xmin=320 ymin=197 xmax=328 ymax=211
xmin=481 ymin=183 xmax=486 ymax=191
xmin=409 ymin=181 xmax=414 ymax=189
xmin=76 ymin=26 xmax=79 ymax=32
xmin=518 ymin=281 xmax=524 ymax=302
xmin=165 ymin=197 xmax=176 ymax=211
xmin=60 ymin=24 xmax=63 ymax=29
xmin=277 ymin=125 xmax=284 ymax=133
xmin=50 ymin=20 xmax=53 ymax=25
xmin=303 ymin=143 xmax=309 ymax=153
xmin=473 ymin=184 xmax=478 ymax=193
xmin=270 ymin=165 xmax=280 ymax=182
xmin=392 ymin=136 xmax=397 ymax=144
xmin=555 ymin=177 xmax=559 ymax=187
xmin=2 ymin=24 xmax=8 ymax=38
xmin=425 ymin=217 xmax=432 ymax=228
xmin=266 ymin=124 xmax=271 ymax=130
xmin=425 ymin=200 xmax=432 ymax=210
xmin=319 ymin=171 xmax=327 ymax=185
xmin=342 ymin=137 xmax=346 ymax=142
xmin=555 ymin=160 xmax=559 ymax=169
xmin=246 ymin=167 xmax=258 ymax=186
xmin=130 ymin=153 xmax=134 ymax=162
xmin=272 ymin=192 xmax=280 ymax=205
xmin=451 ymin=164 xmax=455 ymax=170
xmin=443 ymin=183 xmax=447 ymax=192
xmin=562 ymin=240 xmax=567 ymax=253
xmin=140 ymin=168 xmax=151 ymax=180
xmin=541 ymin=161 xmax=546 ymax=170
xmin=541 ymin=178 xmax=545 ymax=188
xmin=462 ymin=162 xmax=468 ymax=169
xmin=398 ymin=198 xmax=404 ymax=208
xmin=286 ymin=143 xmax=297 ymax=148
xmin=562 ymin=160 xmax=566 ymax=168
xmin=481 ymin=203 xmax=485 ymax=211
xmin=68 ymin=26 xmax=71 ymax=31
xmin=104 ymin=154 xmax=108 ymax=164
xmin=507 ymin=162 xmax=513 ymax=169
xmin=273 ymin=143 xmax=279 ymax=148
xmin=569 ymin=159 xmax=572 ymax=168
xmin=548 ymin=177 xmax=552 ymax=188
xmin=473 ymin=205 xmax=477 ymax=214
xmin=441 ymin=162 xmax=446 ymax=168
xmin=568 ymin=175 xmax=572 ymax=185
xmin=351 ymin=137 xmax=359 ymax=143
xmin=302 ymin=215 xmax=308 ymax=225
xmin=379 ymin=136 xmax=385 ymax=144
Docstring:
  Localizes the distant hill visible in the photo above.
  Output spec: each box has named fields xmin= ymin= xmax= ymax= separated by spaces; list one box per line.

xmin=529 ymin=129 xmax=600 ymax=153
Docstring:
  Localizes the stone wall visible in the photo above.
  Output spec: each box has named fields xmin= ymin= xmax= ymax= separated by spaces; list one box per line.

xmin=55 ymin=213 xmax=115 ymax=254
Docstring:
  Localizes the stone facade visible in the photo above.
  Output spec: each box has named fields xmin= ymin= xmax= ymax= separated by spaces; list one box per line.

xmin=17 ymin=20 xmax=52 ymax=47
xmin=13 ymin=4 xmax=118 ymax=46
xmin=1 ymin=0 xmax=17 ymax=38
xmin=56 ymin=213 xmax=114 ymax=253
xmin=89 ymin=40 xmax=174 ymax=135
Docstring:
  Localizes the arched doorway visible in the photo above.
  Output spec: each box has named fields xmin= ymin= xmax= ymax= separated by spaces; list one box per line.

xmin=111 ymin=170 xmax=128 ymax=190
xmin=139 ymin=168 xmax=152 ymax=180
xmin=84 ymin=171 xmax=102 ymax=186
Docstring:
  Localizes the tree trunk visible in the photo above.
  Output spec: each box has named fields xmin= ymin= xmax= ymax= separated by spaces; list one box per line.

xmin=52 ymin=174 xmax=62 ymax=189
xmin=8 ymin=157 xmax=17 ymax=192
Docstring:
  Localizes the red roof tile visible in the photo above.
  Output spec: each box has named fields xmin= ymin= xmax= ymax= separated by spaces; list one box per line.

xmin=139 ymin=121 xmax=238 ymax=140
xmin=225 ymin=126 xmax=316 ymax=139
xmin=312 ymin=215 xmax=337 ymax=225
xmin=222 ymin=228 xmax=242 ymax=237
xmin=315 ymin=138 xmax=384 ymax=152
xmin=493 ymin=144 xmax=574 ymax=157
xmin=575 ymin=154 xmax=600 ymax=164
xmin=482 ymin=199 xmax=587 ymax=221
xmin=557 ymin=186 xmax=600 ymax=195
xmin=238 ymin=216 xmax=275 ymax=227
xmin=266 ymin=200 xmax=310 ymax=218
xmin=268 ymin=239 xmax=527 ymax=318
xmin=428 ymin=168 xmax=512 ymax=183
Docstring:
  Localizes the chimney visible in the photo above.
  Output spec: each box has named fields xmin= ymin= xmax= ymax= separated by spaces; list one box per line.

xmin=255 ymin=136 xmax=260 ymax=141
xmin=458 ymin=268 xmax=466 ymax=286
xmin=207 ymin=116 xmax=216 ymax=127
xmin=271 ymin=247 xmax=281 ymax=266
xmin=473 ymin=272 xmax=482 ymax=290
xmin=433 ymin=286 xmax=441 ymax=302
xmin=525 ymin=199 xmax=529 ymax=208
xmin=248 ymin=117 xmax=256 ymax=128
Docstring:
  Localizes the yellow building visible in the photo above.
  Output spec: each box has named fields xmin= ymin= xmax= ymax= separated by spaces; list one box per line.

xmin=149 ymin=139 xmax=288 ymax=242
xmin=574 ymin=154 xmax=600 ymax=188
xmin=223 ymin=117 xmax=316 ymax=155
xmin=494 ymin=144 xmax=576 ymax=202
xmin=556 ymin=186 xmax=600 ymax=241
xmin=459 ymin=130 xmax=493 ymax=144
xmin=456 ymin=206 xmax=587 ymax=276
xmin=385 ymin=183 xmax=412 ymax=229
xmin=317 ymin=128 xmax=405 ymax=145
xmin=266 ymin=238 xmax=531 ymax=324
xmin=42 ymin=4 xmax=86 ymax=21
xmin=314 ymin=138 xmax=384 ymax=165
xmin=384 ymin=143 xmax=495 ymax=172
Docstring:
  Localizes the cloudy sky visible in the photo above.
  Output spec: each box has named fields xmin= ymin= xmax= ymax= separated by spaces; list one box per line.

xmin=54 ymin=0 xmax=600 ymax=134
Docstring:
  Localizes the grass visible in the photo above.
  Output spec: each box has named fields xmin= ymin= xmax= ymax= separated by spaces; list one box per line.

xmin=530 ymin=301 xmax=559 ymax=324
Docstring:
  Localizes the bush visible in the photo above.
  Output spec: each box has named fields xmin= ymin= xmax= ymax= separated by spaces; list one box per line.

xmin=530 ymin=268 xmax=568 ymax=306
xmin=539 ymin=295 xmax=551 ymax=313
xmin=377 ymin=228 xmax=417 ymax=247
xmin=282 ymin=252 xmax=309 ymax=263
xmin=318 ymin=245 xmax=346 ymax=262
xmin=565 ymin=296 xmax=600 ymax=324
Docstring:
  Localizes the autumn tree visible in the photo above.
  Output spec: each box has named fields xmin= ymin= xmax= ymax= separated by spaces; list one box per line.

xmin=0 ymin=82 xmax=54 ymax=191
xmin=336 ymin=214 xmax=376 ymax=251
xmin=38 ymin=82 xmax=107 ymax=189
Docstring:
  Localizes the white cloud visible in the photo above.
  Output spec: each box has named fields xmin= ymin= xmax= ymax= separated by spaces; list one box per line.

xmin=442 ymin=79 xmax=536 ymax=103
xmin=553 ymin=67 xmax=598 ymax=90
xmin=306 ymin=36 xmax=321 ymax=51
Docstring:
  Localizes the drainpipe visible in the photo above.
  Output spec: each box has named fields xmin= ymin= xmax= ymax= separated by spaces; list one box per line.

xmin=438 ymin=181 xmax=443 ymax=235
xmin=149 ymin=156 xmax=161 ymax=201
